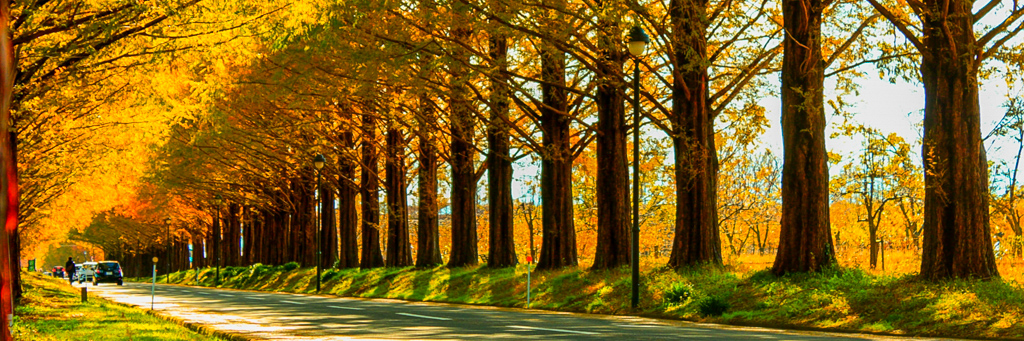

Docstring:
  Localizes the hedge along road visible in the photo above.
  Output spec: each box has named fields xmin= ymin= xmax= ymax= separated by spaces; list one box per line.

xmin=81 ymin=282 xmax=943 ymax=340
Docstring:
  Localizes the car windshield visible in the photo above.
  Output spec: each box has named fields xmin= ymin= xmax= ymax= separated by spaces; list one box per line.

xmin=98 ymin=263 xmax=119 ymax=271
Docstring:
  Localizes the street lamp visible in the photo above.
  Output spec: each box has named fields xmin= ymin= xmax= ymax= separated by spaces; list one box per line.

xmin=164 ymin=217 xmax=172 ymax=284
xmin=627 ymin=25 xmax=649 ymax=310
xmin=314 ymin=154 xmax=325 ymax=293
xmin=213 ymin=194 xmax=223 ymax=286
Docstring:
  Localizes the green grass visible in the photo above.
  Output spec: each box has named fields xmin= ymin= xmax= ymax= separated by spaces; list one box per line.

xmin=14 ymin=272 xmax=228 ymax=341
xmin=148 ymin=264 xmax=1024 ymax=339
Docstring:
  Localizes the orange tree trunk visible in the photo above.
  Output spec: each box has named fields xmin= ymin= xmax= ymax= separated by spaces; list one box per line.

xmin=537 ymin=35 xmax=577 ymax=270
xmin=416 ymin=94 xmax=442 ymax=267
xmin=360 ymin=111 xmax=385 ymax=268
xmin=385 ymin=126 xmax=412 ymax=267
xmin=448 ymin=19 xmax=479 ymax=268
xmin=592 ymin=8 xmax=631 ymax=270
xmin=487 ymin=30 xmax=517 ymax=268
xmin=667 ymin=0 xmax=722 ymax=268
xmin=773 ymin=0 xmax=836 ymax=274
xmin=319 ymin=185 xmax=336 ymax=269
xmin=918 ymin=0 xmax=998 ymax=279
xmin=338 ymin=124 xmax=359 ymax=268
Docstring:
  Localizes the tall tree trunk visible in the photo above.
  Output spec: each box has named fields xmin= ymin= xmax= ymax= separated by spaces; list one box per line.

xmin=7 ymin=132 xmax=18 ymax=300
xmin=386 ymin=126 xmax=413 ymax=267
xmin=667 ymin=0 xmax=722 ymax=268
xmin=227 ymin=203 xmax=241 ymax=266
xmin=918 ymin=0 xmax=998 ymax=279
xmin=773 ymin=0 xmax=836 ymax=274
xmin=592 ymin=7 xmax=630 ymax=270
xmin=448 ymin=10 xmax=479 ymax=267
xmin=869 ymin=224 xmax=878 ymax=268
xmin=417 ymin=94 xmax=442 ymax=267
xmin=243 ymin=206 xmax=253 ymax=265
xmin=212 ymin=207 xmax=221 ymax=274
xmin=361 ymin=113 xmax=385 ymax=268
xmin=487 ymin=19 xmax=516 ymax=268
xmin=537 ymin=21 xmax=577 ymax=270
xmin=338 ymin=156 xmax=360 ymax=268
xmin=320 ymin=184 xmax=337 ymax=269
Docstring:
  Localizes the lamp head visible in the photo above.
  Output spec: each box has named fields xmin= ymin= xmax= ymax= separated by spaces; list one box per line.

xmin=627 ymin=26 xmax=650 ymax=57
xmin=164 ymin=218 xmax=172 ymax=225
xmin=314 ymin=154 xmax=326 ymax=170
xmin=213 ymin=194 xmax=223 ymax=206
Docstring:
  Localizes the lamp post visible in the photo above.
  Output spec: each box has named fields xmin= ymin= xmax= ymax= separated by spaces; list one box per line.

xmin=313 ymin=154 xmax=325 ymax=293
xmin=164 ymin=217 xmax=172 ymax=284
xmin=213 ymin=194 xmax=223 ymax=286
xmin=627 ymin=25 xmax=649 ymax=310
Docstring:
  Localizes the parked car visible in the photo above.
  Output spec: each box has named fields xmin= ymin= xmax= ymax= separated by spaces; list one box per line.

xmin=92 ymin=261 xmax=123 ymax=286
xmin=78 ymin=262 xmax=97 ymax=284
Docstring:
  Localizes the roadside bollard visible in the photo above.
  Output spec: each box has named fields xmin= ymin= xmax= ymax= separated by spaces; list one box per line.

xmin=81 ymin=287 xmax=87 ymax=303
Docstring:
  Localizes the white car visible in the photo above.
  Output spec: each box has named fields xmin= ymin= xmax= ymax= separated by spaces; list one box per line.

xmin=78 ymin=262 xmax=97 ymax=284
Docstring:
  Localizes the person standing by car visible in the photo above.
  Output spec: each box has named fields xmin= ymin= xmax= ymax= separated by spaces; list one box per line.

xmin=64 ymin=257 xmax=76 ymax=284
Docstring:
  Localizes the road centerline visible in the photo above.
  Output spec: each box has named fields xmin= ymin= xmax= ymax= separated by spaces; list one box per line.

xmin=281 ymin=300 xmax=302 ymax=305
xmin=396 ymin=312 xmax=452 ymax=321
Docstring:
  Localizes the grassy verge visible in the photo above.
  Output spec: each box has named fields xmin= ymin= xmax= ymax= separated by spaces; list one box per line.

xmin=149 ymin=263 xmax=1024 ymax=340
xmin=15 ymin=271 xmax=230 ymax=341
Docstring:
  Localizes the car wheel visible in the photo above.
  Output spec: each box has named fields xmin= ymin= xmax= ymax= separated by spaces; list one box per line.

xmin=93 ymin=281 xmax=97 ymax=286
xmin=117 ymin=280 xmax=123 ymax=286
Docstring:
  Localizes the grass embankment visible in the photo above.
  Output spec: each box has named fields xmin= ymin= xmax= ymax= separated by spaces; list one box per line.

xmin=15 ymin=271 xmax=229 ymax=341
xmin=154 ymin=263 xmax=1024 ymax=340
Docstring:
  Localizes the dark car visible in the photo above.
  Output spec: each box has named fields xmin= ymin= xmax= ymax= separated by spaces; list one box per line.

xmin=93 ymin=261 xmax=123 ymax=286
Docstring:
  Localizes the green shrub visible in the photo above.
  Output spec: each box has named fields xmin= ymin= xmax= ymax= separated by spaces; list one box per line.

xmin=322 ymin=269 xmax=339 ymax=281
xmin=665 ymin=282 xmax=693 ymax=305
xmin=282 ymin=262 xmax=300 ymax=271
xmin=250 ymin=264 xmax=271 ymax=277
xmin=698 ymin=295 xmax=730 ymax=317
xmin=223 ymin=266 xmax=245 ymax=277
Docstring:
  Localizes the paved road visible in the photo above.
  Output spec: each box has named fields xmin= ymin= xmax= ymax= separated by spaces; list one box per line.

xmin=80 ymin=282 xmax=947 ymax=340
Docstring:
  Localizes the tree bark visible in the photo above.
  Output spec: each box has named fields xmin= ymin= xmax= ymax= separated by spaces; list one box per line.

xmin=338 ymin=148 xmax=360 ymax=268
xmin=487 ymin=22 xmax=516 ymax=268
xmin=7 ymin=132 xmax=18 ymax=300
xmin=666 ymin=0 xmax=722 ymax=268
xmin=227 ymin=203 xmax=241 ymax=266
xmin=537 ymin=26 xmax=577 ymax=270
xmin=918 ymin=0 xmax=998 ymax=279
xmin=320 ymin=183 xmax=337 ymax=269
xmin=592 ymin=7 xmax=630 ymax=270
xmin=386 ymin=126 xmax=413 ymax=267
xmin=212 ymin=206 xmax=221 ymax=273
xmin=243 ymin=206 xmax=253 ymax=265
xmin=416 ymin=94 xmax=443 ymax=267
xmin=361 ymin=113 xmax=385 ymax=269
xmin=448 ymin=13 xmax=479 ymax=267
xmin=773 ymin=0 xmax=836 ymax=274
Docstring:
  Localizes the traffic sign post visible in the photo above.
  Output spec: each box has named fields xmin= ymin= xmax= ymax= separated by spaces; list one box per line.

xmin=151 ymin=257 xmax=158 ymax=310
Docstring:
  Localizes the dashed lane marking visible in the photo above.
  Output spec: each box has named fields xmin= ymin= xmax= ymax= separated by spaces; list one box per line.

xmin=508 ymin=325 xmax=599 ymax=335
xmin=329 ymin=305 xmax=364 ymax=310
xmin=396 ymin=312 xmax=452 ymax=321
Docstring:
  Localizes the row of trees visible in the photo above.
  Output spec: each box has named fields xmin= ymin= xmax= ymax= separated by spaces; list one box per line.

xmin=91 ymin=0 xmax=1020 ymax=282
xmin=10 ymin=0 xmax=1024 ymax=294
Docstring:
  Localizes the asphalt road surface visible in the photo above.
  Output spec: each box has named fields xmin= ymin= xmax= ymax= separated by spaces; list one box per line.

xmin=81 ymin=282 xmax=952 ymax=340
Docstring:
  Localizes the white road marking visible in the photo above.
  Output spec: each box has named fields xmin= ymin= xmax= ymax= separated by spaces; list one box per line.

xmin=218 ymin=294 xmax=234 ymax=297
xmin=613 ymin=324 xmax=661 ymax=328
xmin=329 ymin=305 xmax=364 ymax=311
xmin=282 ymin=300 xmax=302 ymax=304
xmin=396 ymin=312 xmax=452 ymax=321
xmin=508 ymin=325 xmax=599 ymax=335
